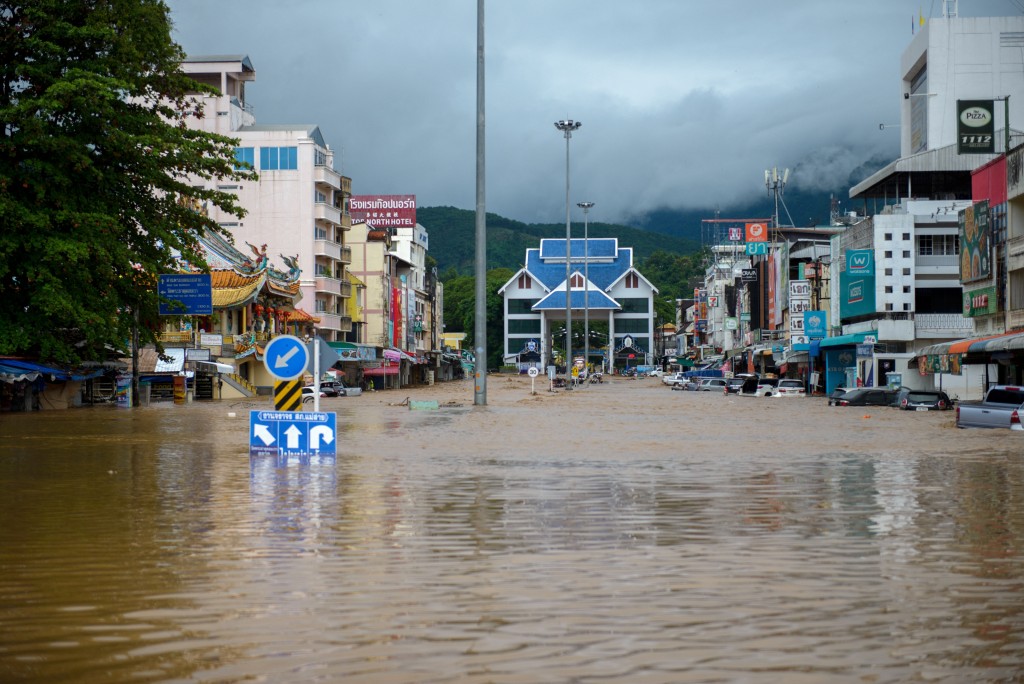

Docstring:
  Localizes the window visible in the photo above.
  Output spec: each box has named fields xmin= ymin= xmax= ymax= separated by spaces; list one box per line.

xmin=234 ymin=147 xmax=254 ymax=170
xmin=315 ymin=190 xmax=327 ymax=204
xmin=903 ymin=286 xmax=911 ymax=293
xmin=885 ymin=285 xmax=893 ymax=293
xmin=885 ymin=268 xmax=893 ymax=276
xmin=619 ymin=298 xmax=649 ymax=314
xmin=616 ymin=318 xmax=648 ymax=334
xmin=571 ymin=273 xmax=585 ymax=288
xmin=903 ymin=303 xmax=911 ymax=311
xmin=507 ymin=299 xmax=537 ymax=314
xmin=517 ymin=273 xmax=532 ymax=290
xmin=508 ymin=319 xmax=541 ymax=334
xmin=884 ymin=250 xmax=893 ymax=258
xmin=260 ymin=146 xmax=298 ymax=170
xmin=625 ymin=272 xmax=639 ymax=288
xmin=885 ymin=303 xmax=894 ymax=311
xmin=919 ymin=234 xmax=959 ymax=256
xmin=903 ymin=250 xmax=911 ymax=258
xmin=884 ymin=233 xmax=893 ymax=241
xmin=903 ymin=233 xmax=911 ymax=240
xmin=903 ymin=268 xmax=911 ymax=275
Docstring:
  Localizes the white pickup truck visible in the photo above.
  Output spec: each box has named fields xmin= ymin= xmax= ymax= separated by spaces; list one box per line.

xmin=955 ymin=385 xmax=1024 ymax=430
xmin=661 ymin=372 xmax=687 ymax=387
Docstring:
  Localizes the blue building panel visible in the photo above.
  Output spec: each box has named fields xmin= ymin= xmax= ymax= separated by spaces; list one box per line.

xmin=533 ymin=289 xmax=620 ymax=311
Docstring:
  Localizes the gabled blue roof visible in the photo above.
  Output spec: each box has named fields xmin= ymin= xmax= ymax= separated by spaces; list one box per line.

xmin=539 ymin=238 xmax=617 ymax=260
xmin=533 ymin=289 xmax=620 ymax=311
xmin=526 ymin=241 xmax=633 ymax=292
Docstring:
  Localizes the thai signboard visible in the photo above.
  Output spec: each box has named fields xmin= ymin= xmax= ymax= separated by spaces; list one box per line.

xmin=841 ymin=250 xmax=876 ymax=319
xmin=959 ymin=200 xmax=990 ymax=283
xmin=158 ymin=273 xmax=212 ymax=315
xmin=957 ymin=100 xmax=995 ymax=154
xmin=804 ymin=311 xmax=827 ymax=338
xmin=350 ymin=194 xmax=417 ymax=227
xmin=745 ymin=222 xmax=768 ymax=242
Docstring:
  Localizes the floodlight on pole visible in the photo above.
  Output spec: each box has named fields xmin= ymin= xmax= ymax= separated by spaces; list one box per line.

xmin=577 ymin=201 xmax=594 ymax=382
xmin=555 ymin=119 xmax=581 ymax=378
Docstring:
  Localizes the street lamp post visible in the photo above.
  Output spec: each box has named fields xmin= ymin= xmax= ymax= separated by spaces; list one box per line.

xmin=555 ymin=119 xmax=581 ymax=380
xmin=577 ymin=201 xmax=594 ymax=381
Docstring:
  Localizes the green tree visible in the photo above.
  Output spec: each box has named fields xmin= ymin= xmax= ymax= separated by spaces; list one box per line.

xmin=440 ymin=267 xmax=512 ymax=369
xmin=0 ymin=0 xmax=253 ymax=364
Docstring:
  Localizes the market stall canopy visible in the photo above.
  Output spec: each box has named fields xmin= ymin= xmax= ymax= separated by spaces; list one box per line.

xmin=916 ymin=329 xmax=1024 ymax=357
xmin=195 ymin=361 xmax=234 ymax=374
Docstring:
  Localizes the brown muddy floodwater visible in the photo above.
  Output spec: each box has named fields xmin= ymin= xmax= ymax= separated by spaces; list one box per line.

xmin=1 ymin=375 xmax=1023 ymax=683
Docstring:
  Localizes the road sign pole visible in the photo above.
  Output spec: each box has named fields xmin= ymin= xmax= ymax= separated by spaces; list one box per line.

xmin=314 ymin=336 xmax=320 ymax=412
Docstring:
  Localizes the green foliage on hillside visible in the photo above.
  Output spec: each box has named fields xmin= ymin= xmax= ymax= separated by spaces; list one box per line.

xmin=419 ymin=206 xmax=701 ymax=275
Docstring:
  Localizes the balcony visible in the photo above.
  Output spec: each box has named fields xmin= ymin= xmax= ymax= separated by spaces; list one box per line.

xmin=914 ymin=254 xmax=957 ymax=274
xmin=315 ymin=276 xmax=342 ymax=296
xmin=315 ymin=202 xmax=342 ymax=225
xmin=314 ymin=164 xmax=342 ymax=191
xmin=339 ymin=245 xmax=352 ymax=264
xmin=314 ymin=312 xmax=342 ymax=331
xmin=915 ymin=313 xmax=975 ymax=339
xmin=314 ymin=239 xmax=341 ymax=260
xmin=337 ymin=315 xmax=353 ymax=333
xmin=339 ymin=279 xmax=352 ymax=298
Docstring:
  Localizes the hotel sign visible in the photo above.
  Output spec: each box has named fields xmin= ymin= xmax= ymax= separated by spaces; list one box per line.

xmin=350 ymin=194 xmax=417 ymax=227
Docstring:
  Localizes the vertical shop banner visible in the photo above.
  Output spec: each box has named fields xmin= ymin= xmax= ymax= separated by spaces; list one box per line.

xmin=842 ymin=250 xmax=876 ymax=318
xmin=957 ymin=100 xmax=995 ymax=154
xmin=391 ymin=286 xmax=403 ymax=348
xmin=959 ymin=200 xmax=991 ymax=283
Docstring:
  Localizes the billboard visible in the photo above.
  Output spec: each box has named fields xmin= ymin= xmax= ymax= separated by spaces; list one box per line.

xmin=841 ymin=250 xmax=875 ymax=319
xmin=959 ymin=200 xmax=990 ymax=283
xmin=745 ymin=222 xmax=768 ymax=242
xmin=957 ymin=100 xmax=995 ymax=154
xmin=350 ymin=194 xmax=417 ymax=227
xmin=963 ymin=285 xmax=998 ymax=317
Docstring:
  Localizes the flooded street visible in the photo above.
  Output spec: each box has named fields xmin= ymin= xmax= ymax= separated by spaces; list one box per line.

xmin=1 ymin=376 xmax=1023 ymax=683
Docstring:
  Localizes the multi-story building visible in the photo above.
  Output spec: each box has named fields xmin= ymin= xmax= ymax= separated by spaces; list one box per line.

xmin=840 ymin=9 xmax=1024 ymax=397
xmin=180 ymin=55 xmax=354 ymax=343
xmin=498 ymin=238 xmax=658 ymax=372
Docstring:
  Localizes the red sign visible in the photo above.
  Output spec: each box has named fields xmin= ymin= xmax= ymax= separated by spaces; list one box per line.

xmin=350 ymin=194 xmax=416 ymax=227
xmin=391 ymin=286 xmax=403 ymax=347
xmin=745 ymin=222 xmax=768 ymax=242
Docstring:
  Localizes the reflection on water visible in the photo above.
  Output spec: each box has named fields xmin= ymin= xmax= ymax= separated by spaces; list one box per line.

xmin=1 ymin=392 xmax=1022 ymax=683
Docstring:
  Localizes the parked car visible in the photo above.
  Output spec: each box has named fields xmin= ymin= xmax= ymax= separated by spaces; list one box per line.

xmin=697 ymin=377 xmax=728 ymax=392
xmin=662 ymin=372 xmax=688 ymax=387
xmin=827 ymin=387 xmax=850 ymax=406
xmin=893 ymin=388 xmax=952 ymax=411
xmin=673 ymin=378 xmax=700 ymax=391
xmin=955 ymin=385 xmax=1024 ymax=430
xmin=772 ymin=379 xmax=806 ymax=398
xmin=318 ymin=381 xmax=341 ymax=397
xmin=743 ymin=377 xmax=780 ymax=397
xmin=302 ymin=386 xmax=327 ymax=402
xmin=648 ymin=369 xmax=665 ymax=377
xmin=833 ymin=387 xmax=899 ymax=407
xmin=724 ymin=374 xmax=755 ymax=395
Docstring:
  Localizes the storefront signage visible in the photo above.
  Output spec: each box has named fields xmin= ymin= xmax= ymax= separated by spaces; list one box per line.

xmin=349 ymin=194 xmax=417 ymax=227
xmin=804 ymin=311 xmax=827 ymax=338
xmin=963 ymin=285 xmax=998 ymax=317
xmin=957 ymin=100 xmax=995 ymax=154
xmin=959 ymin=200 xmax=991 ymax=283
xmin=741 ymin=268 xmax=757 ymax=282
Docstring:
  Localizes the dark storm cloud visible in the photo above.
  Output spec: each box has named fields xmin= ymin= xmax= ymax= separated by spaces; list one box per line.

xmin=166 ymin=0 xmax=1018 ymax=223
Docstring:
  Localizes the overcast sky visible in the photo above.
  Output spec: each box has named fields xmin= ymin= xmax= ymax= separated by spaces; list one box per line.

xmin=165 ymin=0 xmax=1020 ymax=225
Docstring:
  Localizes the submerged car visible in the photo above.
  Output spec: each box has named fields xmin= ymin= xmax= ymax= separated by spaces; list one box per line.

xmin=833 ymin=387 xmax=899 ymax=407
xmin=697 ymin=377 xmax=728 ymax=392
xmin=827 ymin=387 xmax=850 ymax=406
xmin=742 ymin=377 xmax=780 ymax=397
xmin=894 ymin=388 xmax=953 ymax=411
xmin=724 ymin=374 xmax=755 ymax=395
xmin=772 ymin=379 xmax=806 ymax=397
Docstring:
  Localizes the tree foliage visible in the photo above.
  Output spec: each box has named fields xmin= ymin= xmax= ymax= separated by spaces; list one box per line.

xmin=0 ymin=0 xmax=254 ymax=363
xmin=441 ymin=268 xmax=513 ymax=369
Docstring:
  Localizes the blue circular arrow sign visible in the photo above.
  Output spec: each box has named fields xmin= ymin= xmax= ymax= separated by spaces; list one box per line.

xmin=262 ymin=335 xmax=310 ymax=381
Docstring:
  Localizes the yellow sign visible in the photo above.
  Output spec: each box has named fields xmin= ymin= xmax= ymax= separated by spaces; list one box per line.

xmin=274 ymin=380 xmax=303 ymax=411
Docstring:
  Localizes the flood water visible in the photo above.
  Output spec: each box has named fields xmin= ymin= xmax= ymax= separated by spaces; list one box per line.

xmin=1 ymin=377 xmax=1023 ymax=683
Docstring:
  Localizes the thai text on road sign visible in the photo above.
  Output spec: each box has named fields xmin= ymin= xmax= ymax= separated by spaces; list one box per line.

xmin=249 ymin=410 xmax=337 ymax=457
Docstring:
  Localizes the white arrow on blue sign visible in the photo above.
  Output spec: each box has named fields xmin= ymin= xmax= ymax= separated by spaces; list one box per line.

xmin=249 ymin=410 xmax=337 ymax=456
xmin=262 ymin=335 xmax=310 ymax=381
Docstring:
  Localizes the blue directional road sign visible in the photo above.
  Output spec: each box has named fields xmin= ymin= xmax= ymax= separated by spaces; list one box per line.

xmin=263 ymin=335 xmax=310 ymax=381
xmin=158 ymin=273 xmax=212 ymax=315
xmin=249 ymin=410 xmax=337 ymax=456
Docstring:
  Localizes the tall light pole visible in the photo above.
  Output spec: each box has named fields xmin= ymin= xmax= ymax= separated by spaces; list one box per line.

xmin=577 ymin=201 xmax=594 ymax=380
xmin=555 ymin=119 xmax=581 ymax=380
xmin=473 ymin=0 xmax=486 ymax=405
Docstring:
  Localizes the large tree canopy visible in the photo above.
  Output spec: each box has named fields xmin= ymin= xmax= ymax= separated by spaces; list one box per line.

xmin=0 ymin=0 xmax=253 ymax=363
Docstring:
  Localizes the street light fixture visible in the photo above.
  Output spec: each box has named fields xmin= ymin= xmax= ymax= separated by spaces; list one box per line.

xmin=555 ymin=119 xmax=581 ymax=379
xmin=577 ymin=201 xmax=594 ymax=380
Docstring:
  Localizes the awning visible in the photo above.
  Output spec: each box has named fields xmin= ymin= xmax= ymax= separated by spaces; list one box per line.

xmin=785 ymin=351 xmax=809 ymax=364
xmin=818 ymin=331 xmax=873 ymax=348
xmin=363 ymin=365 xmax=399 ymax=376
xmin=917 ymin=329 xmax=1024 ymax=357
xmin=0 ymin=359 xmax=103 ymax=382
xmin=195 ymin=361 xmax=234 ymax=374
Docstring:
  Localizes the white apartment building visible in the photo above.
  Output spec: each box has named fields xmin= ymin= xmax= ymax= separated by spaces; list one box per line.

xmin=181 ymin=55 xmax=353 ymax=342
xmin=391 ymin=224 xmax=435 ymax=355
